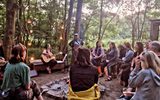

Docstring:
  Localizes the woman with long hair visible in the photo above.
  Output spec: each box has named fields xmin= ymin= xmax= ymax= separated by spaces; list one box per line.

xmin=103 ymin=42 xmax=118 ymax=80
xmin=129 ymin=51 xmax=160 ymax=100
xmin=1 ymin=43 xmax=43 ymax=100
xmin=68 ymin=48 xmax=100 ymax=100
xmin=120 ymin=42 xmax=134 ymax=87
xmin=91 ymin=40 xmax=105 ymax=77
xmin=131 ymin=41 xmax=144 ymax=70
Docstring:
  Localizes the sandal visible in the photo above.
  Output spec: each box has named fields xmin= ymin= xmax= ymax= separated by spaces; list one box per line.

xmin=105 ymin=76 xmax=112 ymax=81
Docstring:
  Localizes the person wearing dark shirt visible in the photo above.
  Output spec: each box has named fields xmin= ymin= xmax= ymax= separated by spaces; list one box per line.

xmin=68 ymin=48 xmax=100 ymax=99
xmin=69 ymin=33 xmax=84 ymax=64
xmin=91 ymin=40 xmax=104 ymax=77
xmin=103 ymin=42 xmax=118 ymax=80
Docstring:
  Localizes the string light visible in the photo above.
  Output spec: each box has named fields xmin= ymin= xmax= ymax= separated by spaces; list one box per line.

xmin=60 ymin=36 xmax=63 ymax=40
xmin=30 ymin=30 xmax=33 ymax=33
xmin=30 ymin=57 xmax=34 ymax=61
xmin=27 ymin=19 xmax=32 ymax=24
xmin=28 ymin=42 xmax=32 ymax=46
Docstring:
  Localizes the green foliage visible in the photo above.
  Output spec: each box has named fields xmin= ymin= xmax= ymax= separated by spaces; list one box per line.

xmin=1 ymin=0 xmax=160 ymax=50
xmin=28 ymin=48 xmax=42 ymax=59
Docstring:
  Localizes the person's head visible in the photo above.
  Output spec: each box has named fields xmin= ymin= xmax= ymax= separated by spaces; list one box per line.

xmin=135 ymin=41 xmax=144 ymax=55
xmin=124 ymin=42 xmax=132 ymax=50
xmin=118 ymin=44 xmax=125 ymax=50
xmin=96 ymin=40 xmax=102 ymax=48
xmin=139 ymin=51 xmax=160 ymax=74
xmin=145 ymin=40 xmax=151 ymax=50
xmin=109 ymin=42 xmax=116 ymax=49
xmin=45 ymin=43 xmax=51 ymax=49
xmin=76 ymin=48 xmax=91 ymax=66
xmin=74 ymin=33 xmax=79 ymax=40
xmin=9 ymin=43 xmax=27 ymax=64
xmin=149 ymin=41 xmax=160 ymax=54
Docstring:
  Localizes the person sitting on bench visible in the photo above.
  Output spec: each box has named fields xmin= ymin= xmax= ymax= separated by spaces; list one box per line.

xmin=41 ymin=43 xmax=57 ymax=74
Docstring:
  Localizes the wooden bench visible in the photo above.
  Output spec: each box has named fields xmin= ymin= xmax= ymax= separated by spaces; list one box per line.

xmin=29 ymin=54 xmax=67 ymax=73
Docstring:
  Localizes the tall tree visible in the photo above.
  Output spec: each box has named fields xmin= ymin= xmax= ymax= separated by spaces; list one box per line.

xmin=17 ymin=0 xmax=23 ymax=43
xmin=3 ymin=0 xmax=18 ymax=60
xmin=63 ymin=0 xmax=74 ymax=53
xmin=98 ymin=0 xmax=103 ymax=40
xmin=74 ymin=0 xmax=83 ymax=35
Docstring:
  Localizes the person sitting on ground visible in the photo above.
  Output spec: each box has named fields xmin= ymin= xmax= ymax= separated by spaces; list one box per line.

xmin=148 ymin=41 xmax=160 ymax=57
xmin=91 ymin=40 xmax=105 ymax=77
xmin=102 ymin=42 xmax=118 ymax=80
xmin=68 ymin=48 xmax=100 ymax=100
xmin=1 ymin=43 xmax=43 ymax=100
xmin=41 ymin=43 xmax=57 ymax=74
xmin=128 ymin=51 xmax=160 ymax=100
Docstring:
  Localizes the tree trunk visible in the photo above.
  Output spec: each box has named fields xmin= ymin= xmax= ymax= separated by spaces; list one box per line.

xmin=139 ymin=4 xmax=149 ymax=40
xmin=3 ymin=0 xmax=18 ymax=60
xmin=60 ymin=0 xmax=68 ymax=52
xmin=17 ymin=0 xmax=23 ymax=43
xmin=98 ymin=0 xmax=103 ymax=40
xmin=74 ymin=0 xmax=83 ymax=34
xmin=63 ymin=0 xmax=74 ymax=53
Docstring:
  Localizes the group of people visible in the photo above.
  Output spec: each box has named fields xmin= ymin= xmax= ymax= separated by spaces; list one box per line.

xmin=68 ymin=34 xmax=160 ymax=100
xmin=0 ymin=32 xmax=160 ymax=100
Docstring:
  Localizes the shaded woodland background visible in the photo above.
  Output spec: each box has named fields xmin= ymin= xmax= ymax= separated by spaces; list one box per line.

xmin=0 ymin=0 xmax=160 ymax=61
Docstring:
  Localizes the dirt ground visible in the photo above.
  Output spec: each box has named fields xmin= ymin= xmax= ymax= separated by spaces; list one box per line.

xmin=32 ymin=71 xmax=123 ymax=100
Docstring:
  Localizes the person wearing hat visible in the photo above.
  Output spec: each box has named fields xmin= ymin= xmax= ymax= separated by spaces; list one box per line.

xmin=69 ymin=33 xmax=84 ymax=64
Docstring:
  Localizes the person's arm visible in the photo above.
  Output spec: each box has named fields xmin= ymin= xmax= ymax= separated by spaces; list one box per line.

xmin=129 ymin=68 xmax=145 ymax=88
xmin=81 ymin=40 xmax=84 ymax=46
xmin=123 ymin=50 xmax=134 ymax=62
xmin=92 ymin=48 xmax=96 ymax=57
xmin=108 ymin=49 xmax=118 ymax=62
xmin=96 ymin=48 xmax=105 ymax=59
xmin=69 ymin=40 xmax=74 ymax=48
xmin=21 ymin=65 xmax=31 ymax=90
xmin=129 ymin=57 xmax=144 ymax=88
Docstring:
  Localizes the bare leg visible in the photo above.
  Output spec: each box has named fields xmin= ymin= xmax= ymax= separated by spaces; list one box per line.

xmin=104 ymin=67 xmax=109 ymax=77
xmin=104 ymin=67 xmax=112 ymax=81
xmin=46 ymin=66 xmax=51 ymax=74
xmin=97 ymin=66 xmax=103 ymax=77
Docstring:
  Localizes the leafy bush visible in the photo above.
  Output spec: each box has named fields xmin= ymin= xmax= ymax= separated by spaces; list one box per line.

xmin=27 ymin=48 xmax=42 ymax=60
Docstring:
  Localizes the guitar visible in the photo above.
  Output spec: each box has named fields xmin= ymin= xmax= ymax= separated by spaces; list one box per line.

xmin=41 ymin=54 xmax=56 ymax=63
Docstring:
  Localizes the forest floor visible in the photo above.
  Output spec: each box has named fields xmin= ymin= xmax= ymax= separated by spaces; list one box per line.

xmin=32 ymin=70 xmax=123 ymax=100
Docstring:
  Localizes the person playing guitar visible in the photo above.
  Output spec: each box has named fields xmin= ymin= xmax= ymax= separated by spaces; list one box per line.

xmin=41 ymin=43 xmax=57 ymax=74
